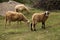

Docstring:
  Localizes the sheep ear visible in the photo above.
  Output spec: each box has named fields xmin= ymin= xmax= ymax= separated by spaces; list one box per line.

xmin=16 ymin=9 xmax=19 ymax=12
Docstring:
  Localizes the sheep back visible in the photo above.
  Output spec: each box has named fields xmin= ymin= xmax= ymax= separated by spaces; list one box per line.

xmin=15 ymin=4 xmax=29 ymax=12
xmin=32 ymin=13 xmax=48 ymax=23
xmin=6 ymin=11 xmax=24 ymax=21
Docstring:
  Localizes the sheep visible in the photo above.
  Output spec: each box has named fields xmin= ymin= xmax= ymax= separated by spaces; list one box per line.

xmin=31 ymin=11 xmax=50 ymax=31
xmin=15 ymin=4 xmax=30 ymax=14
xmin=8 ymin=0 xmax=13 ymax=3
xmin=5 ymin=11 xmax=30 ymax=27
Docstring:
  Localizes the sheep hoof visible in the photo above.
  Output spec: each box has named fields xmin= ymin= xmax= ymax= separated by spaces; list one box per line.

xmin=31 ymin=29 xmax=33 ymax=31
xmin=43 ymin=28 xmax=45 ymax=29
xmin=43 ymin=27 xmax=45 ymax=29
xmin=34 ymin=29 xmax=36 ymax=31
xmin=42 ymin=27 xmax=45 ymax=29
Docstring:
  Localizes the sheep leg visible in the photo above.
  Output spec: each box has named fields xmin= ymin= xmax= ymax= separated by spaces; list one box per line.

xmin=31 ymin=23 xmax=33 ymax=31
xmin=8 ymin=20 xmax=11 ymax=26
xmin=5 ymin=19 xmax=7 ymax=28
xmin=33 ymin=24 xmax=36 ymax=31
xmin=17 ymin=21 xmax=20 ymax=27
xmin=42 ymin=22 xmax=45 ymax=29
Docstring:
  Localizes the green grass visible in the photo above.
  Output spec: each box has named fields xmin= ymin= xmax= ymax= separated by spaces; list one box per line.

xmin=0 ymin=9 xmax=60 ymax=40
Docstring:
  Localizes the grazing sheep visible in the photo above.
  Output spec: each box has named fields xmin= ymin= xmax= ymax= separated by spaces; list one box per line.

xmin=5 ymin=11 xmax=30 ymax=27
xmin=15 ymin=4 xmax=30 ymax=13
xmin=31 ymin=11 xmax=50 ymax=31
xmin=8 ymin=0 xmax=13 ymax=3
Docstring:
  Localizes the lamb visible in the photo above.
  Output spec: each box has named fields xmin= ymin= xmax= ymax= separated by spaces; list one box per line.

xmin=5 ymin=11 xmax=30 ymax=27
xmin=15 ymin=4 xmax=30 ymax=13
xmin=31 ymin=11 xmax=50 ymax=31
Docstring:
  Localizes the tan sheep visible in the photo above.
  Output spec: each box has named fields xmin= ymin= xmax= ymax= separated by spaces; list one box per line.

xmin=5 ymin=11 xmax=30 ymax=27
xmin=15 ymin=4 xmax=30 ymax=14
xmin=31 ymin=11 xmax=50 ymax=31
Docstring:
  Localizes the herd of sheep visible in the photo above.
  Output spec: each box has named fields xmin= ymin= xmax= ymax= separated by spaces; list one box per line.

xmin=5 ymin=4 xmax=50 ymax=31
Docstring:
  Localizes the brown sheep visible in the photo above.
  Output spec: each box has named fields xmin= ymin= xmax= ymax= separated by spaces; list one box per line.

xmin=31 ymin=11 xmax=50 ymax=31
xmin=5 ymin=11 xmax=30 ymax=27
xmin=15 ymin=4 xmax=30 ymax=14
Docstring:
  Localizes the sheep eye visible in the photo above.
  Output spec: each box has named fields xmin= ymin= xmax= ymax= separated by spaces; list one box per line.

xmin=45 ymin=11 xmax=49 ymax=16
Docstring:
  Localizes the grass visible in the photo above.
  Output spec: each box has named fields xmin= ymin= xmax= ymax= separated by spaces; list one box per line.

xmin=0 ymin=9 xmax=60 ymax=40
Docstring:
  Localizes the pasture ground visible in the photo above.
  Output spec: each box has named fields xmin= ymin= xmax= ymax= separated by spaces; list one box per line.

xmin=0 ymin=9 xmax=60 ymax=40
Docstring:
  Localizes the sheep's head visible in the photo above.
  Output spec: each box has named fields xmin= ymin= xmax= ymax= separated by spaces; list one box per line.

xmin=45 ymin=11 xmax=50 ymax=16
xmin=23 ymin=18 xmax=30 ymax=27
xmin=26 ymin=20 xmax=30 ymax=27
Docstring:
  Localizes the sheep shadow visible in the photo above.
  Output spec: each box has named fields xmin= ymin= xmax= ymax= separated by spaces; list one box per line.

xmin=46 ymin=25 xmax=52 ymax=29
xmin=35 ymin=25 xmax=52 ymax=31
